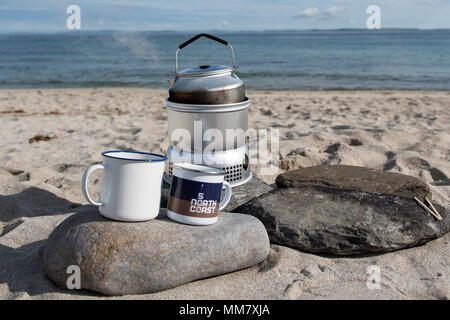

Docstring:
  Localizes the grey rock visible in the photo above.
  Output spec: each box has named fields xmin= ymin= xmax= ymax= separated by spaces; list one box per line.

xmin=236 ymin=186 xmax=449 ymax=255
xmin=276 ymin=165 xmax=432 ymax=199
xmin=43 ymin=209 xmax=270 ymax=296
xmin=226 ymin=175 xmax=274 ymax=211
xmin=161 ymin=173 xmax=273 ymax=212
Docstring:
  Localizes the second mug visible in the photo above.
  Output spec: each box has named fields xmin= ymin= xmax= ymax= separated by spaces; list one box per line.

xmin=167 ymin=163 xmax=232 ymax=225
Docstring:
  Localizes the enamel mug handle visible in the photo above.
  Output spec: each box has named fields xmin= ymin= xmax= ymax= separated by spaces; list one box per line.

xmin=219 ymin=181 xmax=232 ymax=211
xmin=81 ymin=164 xmax=104 ymax=206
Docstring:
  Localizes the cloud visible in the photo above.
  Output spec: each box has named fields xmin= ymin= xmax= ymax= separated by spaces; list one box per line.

xmin=293 ymin=6 xmax=344 ymax=19
xmin=221 ymin=19 xmax=230 ymax=26
xmin=293 ymin=7 xmax=319 ymax=18
xmin=323 ymin=6 xmax=344 ymax=16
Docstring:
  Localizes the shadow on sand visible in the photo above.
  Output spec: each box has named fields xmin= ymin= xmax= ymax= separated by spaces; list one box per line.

xmin=0 ymin=187 xmax=103 ymax=298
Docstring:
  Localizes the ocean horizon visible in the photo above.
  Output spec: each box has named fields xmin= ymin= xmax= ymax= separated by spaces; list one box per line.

xmin=1 ymin=29 xmax=449 ymax=90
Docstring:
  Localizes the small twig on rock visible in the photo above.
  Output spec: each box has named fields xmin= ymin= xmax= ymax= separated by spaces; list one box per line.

xmin=424 ymin=197 xmax=443 ymax=220
xmin=414 ymin=197 xmax=442 ymax=221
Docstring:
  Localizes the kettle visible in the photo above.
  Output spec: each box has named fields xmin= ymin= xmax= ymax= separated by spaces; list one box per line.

xmin=168 ymin=33 xmax=246 ymax=105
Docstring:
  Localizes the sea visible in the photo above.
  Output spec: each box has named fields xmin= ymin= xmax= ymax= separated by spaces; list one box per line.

xmin=0 ymin=29 xmax=449 ymax=90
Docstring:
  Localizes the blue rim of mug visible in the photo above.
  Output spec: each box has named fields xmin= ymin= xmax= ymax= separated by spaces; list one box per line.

xmin=101 ymin=150 xmax=167 ymax=162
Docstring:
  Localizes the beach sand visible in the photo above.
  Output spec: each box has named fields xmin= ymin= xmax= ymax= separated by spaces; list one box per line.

xmin=0 ymin=88 xmax=449 ymax=299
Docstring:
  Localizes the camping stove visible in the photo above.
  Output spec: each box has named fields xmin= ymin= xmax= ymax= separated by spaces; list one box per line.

xmin=163 ymin=33 xmax=251 ymax=187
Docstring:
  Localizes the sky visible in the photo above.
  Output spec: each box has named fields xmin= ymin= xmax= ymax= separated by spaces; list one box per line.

xmin=0 ymin=0 xmax=449 ymax=33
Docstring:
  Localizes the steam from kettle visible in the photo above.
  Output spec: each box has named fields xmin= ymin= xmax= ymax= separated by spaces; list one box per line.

xmin=112 ymin=32 xmax=159 ymax=63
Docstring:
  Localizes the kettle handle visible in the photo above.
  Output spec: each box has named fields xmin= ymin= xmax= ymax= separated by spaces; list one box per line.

xmin=175 ymin=33 xmax=238 ymax=75
xmin=178 ymin=33 xmax=229 ymax=49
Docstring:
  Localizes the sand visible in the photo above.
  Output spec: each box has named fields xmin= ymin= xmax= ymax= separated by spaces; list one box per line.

xmin=0 ymin=88 xmax=449 ymax=300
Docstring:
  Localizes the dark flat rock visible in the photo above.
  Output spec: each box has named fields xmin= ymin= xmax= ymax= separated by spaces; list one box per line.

xmin=236 ymin=186 xmax=449 ymax=255
xmin=276 ymin=165 xmax=431 ymax=199
xmin=226 ymin=175 xmax=274 ymax=211
xmin=161 ymin=173 xmax=273 ymax=212
xmin=43 ymin=209 xmax=270 ymax=296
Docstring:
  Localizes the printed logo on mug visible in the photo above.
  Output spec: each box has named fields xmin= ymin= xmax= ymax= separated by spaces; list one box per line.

xmin=167 ymin=163 xmax=232 ymax=226
xmin=81 ymin=151 xmax=167 ymax=222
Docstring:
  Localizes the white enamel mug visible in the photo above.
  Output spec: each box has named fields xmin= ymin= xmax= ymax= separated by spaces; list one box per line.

xmin=82 ymin=151 xmax=167 ymax=222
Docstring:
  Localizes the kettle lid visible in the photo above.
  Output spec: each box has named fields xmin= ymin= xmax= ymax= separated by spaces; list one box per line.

xmin=178 ymin=65 xmax=232 ymax=77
